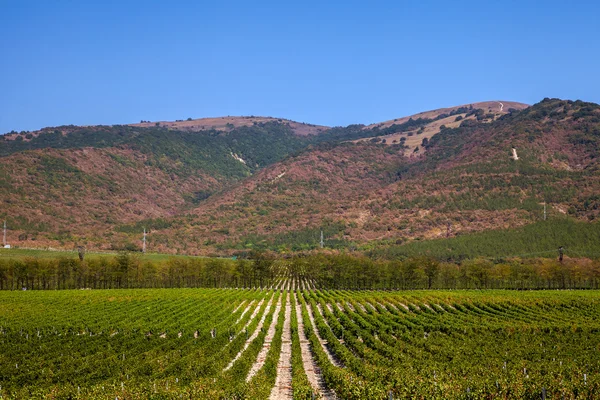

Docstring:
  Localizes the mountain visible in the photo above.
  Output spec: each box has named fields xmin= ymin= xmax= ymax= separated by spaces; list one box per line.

xmin=0 ymin=121 xmax=317 ymax=249
xmin=3 ymin=98 xmax=598 ymax=255
xmin=357 ymin=101 xmax=529 ymax=154
xmin=131 ymin=115 xmax=328 ymax=136
xmin=146 ymin=99 xmax=598 ymax=254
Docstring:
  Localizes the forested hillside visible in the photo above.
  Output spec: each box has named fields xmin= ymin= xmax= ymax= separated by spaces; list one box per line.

xmin=1 ymin=98 xmax=599 ymax=257
xmin=0 ymin=122 xmax=313 ymax=250
xmin=162 ymin=99 xmax=600 ymax=255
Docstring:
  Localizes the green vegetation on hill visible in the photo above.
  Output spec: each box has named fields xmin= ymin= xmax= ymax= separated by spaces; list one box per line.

xmin=1 ymin=99 xmax=599 ymax=254
xmin=0 ymin=122 xmax=312 ymax=180
xmin=212 ymin=216 xmax=600 ymax=265
xmin=372 ymin=218 xmax=600 ymax=261
xmin=128 ymin=122 xmax=311 ymax=178
xmin=223 ymin=220 xmax=350 ymax=252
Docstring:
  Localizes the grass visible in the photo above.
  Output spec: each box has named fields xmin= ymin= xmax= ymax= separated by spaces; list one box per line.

xmin=0 ymin=248 xmax=217 ymax=262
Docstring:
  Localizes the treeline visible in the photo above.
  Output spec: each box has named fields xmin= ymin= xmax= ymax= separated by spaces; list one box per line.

xmin=0 ymin=252 xmax=278 ymax=290
xmin=288 ymin=253 xmax=600 ymax=290
xmin=1 ymin=251 xmax=599 ymax=291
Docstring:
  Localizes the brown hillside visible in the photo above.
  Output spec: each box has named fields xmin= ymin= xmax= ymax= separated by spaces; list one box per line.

xmin=366 ymin=101 xmax=529 ymax=129
xmin=131 ymin=116 xmax=328 ymax=136
xmin=4 ymin=98 xmax=598 ymax=255
xmin=181 ymin=143 xmax=407 ymax=243
xmin=157 ymin=99 xmax=599 ymax=254
xmin=0 ymin=148 xmax=221 ymax=249
xmin=358 ymin=101 xmax=530 ymax=154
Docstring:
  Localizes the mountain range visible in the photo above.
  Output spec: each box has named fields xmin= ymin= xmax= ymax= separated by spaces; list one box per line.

xmin=1 ymin=98 xmax=599 ymax=256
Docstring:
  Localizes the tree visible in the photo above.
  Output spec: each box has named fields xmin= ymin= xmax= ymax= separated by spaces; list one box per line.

xmin=421 ymin=257 xmax=440 ymax=289
xmin=249 ymin=251 xmax=274 ymax=288
xmin=114 ymin=252 xmax=138 ymax=288
xmin=77 ymin=246 xmax=85 ymax=262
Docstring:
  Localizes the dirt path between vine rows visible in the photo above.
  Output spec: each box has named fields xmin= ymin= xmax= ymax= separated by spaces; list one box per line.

xmin=234 ymin=298 xmax=263 ymax=334
xmin=232 ymin=300 xmax=246 ymax=314
xmin=306 ymin=299 xmax=343 ymax=368
xmin=224 ymin=294 xmax=274 ymax=372
xmin=234 ymin=300 xmax=253 ymax=324
xmin=269 ymin=292 xmax=292 ymax=399
xmin=247 ymin=293 xmax=283 ymax=381
xmin=296 ymin=296 xmax=336 ymax=399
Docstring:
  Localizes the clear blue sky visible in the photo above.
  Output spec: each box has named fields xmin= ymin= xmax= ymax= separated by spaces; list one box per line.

xmin=1 ymin=0 xmax=599 ymax=133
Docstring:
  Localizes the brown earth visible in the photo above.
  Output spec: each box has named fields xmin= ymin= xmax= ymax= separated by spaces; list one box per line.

xmin=366 ymin=101 xmax=529 ymax=129
xmin=131 ymin=116 xmax=328 ymax=136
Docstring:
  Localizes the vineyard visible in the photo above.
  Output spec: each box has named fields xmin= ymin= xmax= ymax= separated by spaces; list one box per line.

xmin=0 ymin=281 xmax=599 ymax=399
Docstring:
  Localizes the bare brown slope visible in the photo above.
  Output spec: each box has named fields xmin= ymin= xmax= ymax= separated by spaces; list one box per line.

xmin=131 ymin=116 xmax=328 ymax=136
xmin=356 ymin=101 xmax=530 ymax=154
xmin=366 ymin=101 xmax=529 ymax=129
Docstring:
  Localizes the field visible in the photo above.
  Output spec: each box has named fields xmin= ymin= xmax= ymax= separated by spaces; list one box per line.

xmin=0 ymin=283 xmax=599 ymax=399
xmin=0 ymin=248 xmax=205 ymax=262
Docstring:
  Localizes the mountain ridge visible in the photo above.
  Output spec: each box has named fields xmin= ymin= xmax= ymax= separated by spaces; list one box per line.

xmin=365 ymin=100 xmax=529 ymax=129
xmin=1 ymin=98 xmax=598 ymax=255
xmin=2 ymin=100 xmax=529 ymax=141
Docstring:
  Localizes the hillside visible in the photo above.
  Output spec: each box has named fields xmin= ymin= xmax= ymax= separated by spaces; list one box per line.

xmin=131 ymin=116 xmax=328 ymax=136
xmin=2 ymin=98 xmax=599 ymax=255
xmin=366 ymin=101 xmax=528 ymax=129
xmin=0 ymin=121 xmax=315 ymax=249
xmin=357 ymin=101 xmax=529 ymax=153
xmin=156 ymin=99 xmax=599 ymax=254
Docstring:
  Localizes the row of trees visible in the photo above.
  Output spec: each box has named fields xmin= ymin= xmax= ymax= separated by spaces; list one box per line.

xmin=289 ymin=254 xmax=600 ymax=290
xmin=0 ymin=252 xmax=599 ymax=290
xmin=0 ymin=252 xmax=277 ymax=290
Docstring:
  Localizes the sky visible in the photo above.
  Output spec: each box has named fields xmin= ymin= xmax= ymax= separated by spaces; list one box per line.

xmin=1 ymin=0 xmax=599 ymax=133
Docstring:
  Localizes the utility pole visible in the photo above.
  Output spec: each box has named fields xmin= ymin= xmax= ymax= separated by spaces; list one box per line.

xmin=2 ymin=220 xmax=6 ymax=247
xmin=142 ymin=228 xmax=147 ymax=254
xmin=320 ymin=230 xmax=324 ymax=249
